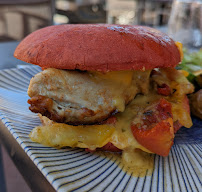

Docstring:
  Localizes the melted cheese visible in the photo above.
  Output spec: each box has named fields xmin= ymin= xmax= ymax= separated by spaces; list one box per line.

xmin=111 ymin=94 xmax=158 ymax=153
xmin=89 ymin=70 xmax=134 ymax=86
xmin=29 ymin=87 xmax=193 ymax=168
xmin=88 ymin=70 xmax=151 ymax=112
xmin=154 ymin=68 xmax=194 ymax=128
xmin=30 ymin=95 xmax=156 ymax=175
xmin=30 ymin=95 xmax=155 ymax=152
xmin=112 ymin=96 xmax=125 ymax=112
xmin=93 ymin=150 xmax=154 ymax=177
xmin=175 ymin=41 xmax=183 ymax=61
xmin=169 ymin=95 xmax=193 ymax=128
xmin=30 ymin=123 xmax=115 ymax=149
xmin=88 ymin=70 xmax=134 ymax=112
xmin=29 ymin=68 xmax=193 ymax=174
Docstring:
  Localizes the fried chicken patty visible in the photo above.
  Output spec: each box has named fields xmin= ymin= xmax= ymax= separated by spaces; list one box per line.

xmin=27 ymin=68 xmax=151 ymax=124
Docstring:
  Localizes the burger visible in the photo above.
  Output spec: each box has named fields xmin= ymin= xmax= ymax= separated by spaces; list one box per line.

xmin=14 ymin=24 xmax=194 ymax=167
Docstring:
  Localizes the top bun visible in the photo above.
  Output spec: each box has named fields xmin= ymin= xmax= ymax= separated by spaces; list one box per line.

xmin=14 ymin=24 xmax=181 ymax=72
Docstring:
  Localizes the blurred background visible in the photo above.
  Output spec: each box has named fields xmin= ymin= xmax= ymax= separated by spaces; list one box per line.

xmin=0 ymin=0 xmax=201 ymax=48
xmin=0 ymin=0 xmax=201 ymax=192
xmin=0 ymin=0 xmax=173 ymax=42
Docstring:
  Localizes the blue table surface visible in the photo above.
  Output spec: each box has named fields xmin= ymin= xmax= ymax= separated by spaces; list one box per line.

xmin=175 ymin=117 xmax=202 ymax=144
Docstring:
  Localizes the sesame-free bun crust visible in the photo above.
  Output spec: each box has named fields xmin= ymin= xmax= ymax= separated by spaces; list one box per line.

xmin=14 ymin=24 xmax=181 ymax=71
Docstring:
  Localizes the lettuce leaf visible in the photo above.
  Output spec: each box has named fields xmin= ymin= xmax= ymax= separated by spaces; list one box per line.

xmin=177 ymin=49 xmax=202 ymax=89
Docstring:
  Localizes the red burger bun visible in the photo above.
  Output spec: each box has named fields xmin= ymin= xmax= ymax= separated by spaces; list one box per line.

xmin=14 ymin=24 xmax=181 ymax=72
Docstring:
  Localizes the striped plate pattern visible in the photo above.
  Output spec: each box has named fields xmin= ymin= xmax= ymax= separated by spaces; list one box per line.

xmin=0 ymin=66 xmax=201 ymax=192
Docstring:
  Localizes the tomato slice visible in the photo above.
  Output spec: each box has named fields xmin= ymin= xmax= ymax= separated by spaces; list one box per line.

xmin=131 ymin=98 xmax=174 ymax=156
xmin=100 ymin=116 xmax=117 ymax=125
xmin=157 ymin=83 xmax=171 ymax=96
xmin=173 ymin=120 xmax=182 ymax=133
xmin=85 ymin=116 xmax=119 ymax=152
xmin=85 ymin=142 xmax=121 ymax=153
xmin=173 ymin=95 xmax=191 ymax=133
xmin=99 ymin=142 xmax=122 ymax=152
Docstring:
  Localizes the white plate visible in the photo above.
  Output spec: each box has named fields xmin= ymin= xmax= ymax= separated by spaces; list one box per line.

xmin=0 ymin=66 xmax=201 ymax=192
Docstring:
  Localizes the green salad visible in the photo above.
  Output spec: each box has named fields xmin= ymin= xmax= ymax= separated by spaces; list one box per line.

xmin=177 ymin=49 xmax=202 ymax=90
xmin=177 ymin=48 xmax=202 ymax=119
